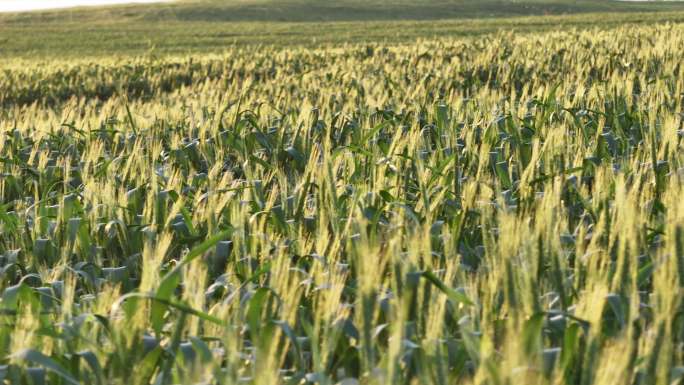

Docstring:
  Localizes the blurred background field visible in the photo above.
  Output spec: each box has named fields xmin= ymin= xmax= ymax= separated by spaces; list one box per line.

xmin=2 ymin=0 xmax=684 ymax=58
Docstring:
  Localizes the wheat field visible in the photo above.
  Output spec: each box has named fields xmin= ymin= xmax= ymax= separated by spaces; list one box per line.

xmin=2 ymin=20 xmax=684 ymax=385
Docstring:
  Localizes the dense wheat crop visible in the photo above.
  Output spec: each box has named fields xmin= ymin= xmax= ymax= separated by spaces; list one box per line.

xmin=2 ymin=22 xmax=684 ymax=385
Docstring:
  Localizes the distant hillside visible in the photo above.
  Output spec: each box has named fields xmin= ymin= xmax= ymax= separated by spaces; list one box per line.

xmin=140 ymin=0 xmax=684 ymax=22
xmin=2 ymin=0 xmax=684 ymax=58
xmin=3 ymin=0 xmax=684 ymax=23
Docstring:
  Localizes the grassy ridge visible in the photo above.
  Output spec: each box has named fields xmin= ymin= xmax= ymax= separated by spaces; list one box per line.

xmin=4 ymin=0 xmax=684 ymax=23
xmin=2 ymin=0 xmax=684 ymax=58
xmin=2 ymin=20 xmax=684 ymax=384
